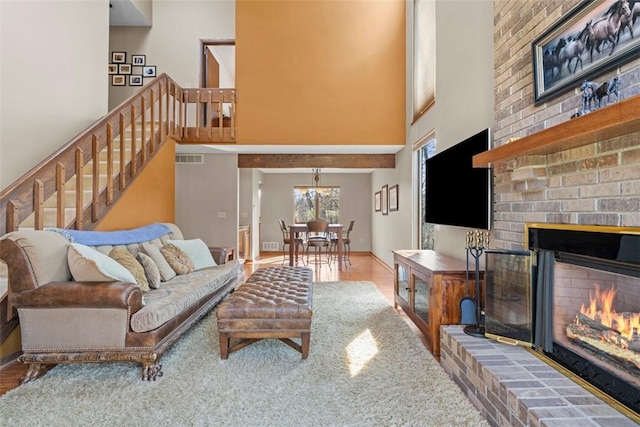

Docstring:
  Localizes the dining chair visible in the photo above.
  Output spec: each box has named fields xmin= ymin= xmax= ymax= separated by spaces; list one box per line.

xmin=305 ymin=219 xmax=332 ymax=269
xmin=331 ymin=219 xmax=354 ymax=266
xmin=279 ymin=219 xmax=303 ymax=265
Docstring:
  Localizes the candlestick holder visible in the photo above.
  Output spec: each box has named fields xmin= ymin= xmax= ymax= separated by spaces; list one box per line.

xmin=463 ymin=230 xmax=489 ymax=338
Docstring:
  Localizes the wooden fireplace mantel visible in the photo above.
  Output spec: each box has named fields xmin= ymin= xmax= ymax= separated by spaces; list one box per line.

xmin=473 ymin=94 xmax=640 ymax=168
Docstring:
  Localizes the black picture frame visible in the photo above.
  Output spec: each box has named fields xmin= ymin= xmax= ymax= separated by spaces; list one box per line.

xmin=132 ymin=55 xmax=146 ymax=66
xmin=143 ymin=66 xmax=157 ymax=77
xmin=381 ymin=185 xmax=389 ymax=216
xmin=375 ymin=191 xmax=381 ymax=212
xmin=532 ymin=0 xmax=640 ymax=105
xmin=129 ymin=75 xmax=143 ymax=86
xmin=389 ymin=185 xmax=399 ymax=212
xmin=108 ymin=64 xmax=118 ymax=75
xmin=111 ymin=51 xmax=126 ymax=64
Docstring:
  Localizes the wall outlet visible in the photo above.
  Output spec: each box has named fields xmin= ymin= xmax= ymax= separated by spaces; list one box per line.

xmin=217 ymin=211 xmax=226 ymax=218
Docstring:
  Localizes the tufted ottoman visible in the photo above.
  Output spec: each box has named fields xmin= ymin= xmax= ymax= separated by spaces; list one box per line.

xmin=216 ymin=266 xmax=313 ymax=359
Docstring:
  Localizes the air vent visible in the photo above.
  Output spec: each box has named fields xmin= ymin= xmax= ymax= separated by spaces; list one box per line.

xmin=175 ymin=154 xmax=204 ymax=164
xmin=262 ymin=242 xmax=279 ymax=251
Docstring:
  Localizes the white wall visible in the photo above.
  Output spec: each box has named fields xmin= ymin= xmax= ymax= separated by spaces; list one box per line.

xmin=259 ymin=172 xmax=372 ymax=253
xmin=370 ymin=0 xmax=494 ymax=266
xmin=108 ymin=0 xmax=234 ymax=110
xmin=238 ymin=167 xmax=262 ymax=260
xmin=0 ymin=0 xmax=109 ymax=188
xmin=175 ymin=153 xmax=238 ymax=250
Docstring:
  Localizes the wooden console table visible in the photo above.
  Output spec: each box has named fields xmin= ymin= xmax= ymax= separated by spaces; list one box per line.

xmin=393 ymin=250 xmax=481 ymax=358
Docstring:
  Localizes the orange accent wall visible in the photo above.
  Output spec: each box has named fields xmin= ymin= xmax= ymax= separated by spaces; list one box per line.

xmin=95 ymin=140 xmax=176 ymax=231
xmin=236 ymin=0 xmax=406 ymax=147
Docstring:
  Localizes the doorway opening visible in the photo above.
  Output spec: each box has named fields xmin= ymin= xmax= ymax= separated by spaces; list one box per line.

xmin=199 ymin=39 xmax=235 ymax=126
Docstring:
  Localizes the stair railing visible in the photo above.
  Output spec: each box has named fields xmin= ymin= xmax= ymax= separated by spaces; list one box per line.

xmin=0 ymin=75 xmax=237 ymax=342
xmin=0 ymin=74 xmax=237 ymax=237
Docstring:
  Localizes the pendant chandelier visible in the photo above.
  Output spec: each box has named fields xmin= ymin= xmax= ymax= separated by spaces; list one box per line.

xmin=312 ymin=168 xmax=321 ymax=188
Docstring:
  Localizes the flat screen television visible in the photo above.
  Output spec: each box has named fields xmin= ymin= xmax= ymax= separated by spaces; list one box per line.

xmin=424 ymin=128 xmax=492 ymax=230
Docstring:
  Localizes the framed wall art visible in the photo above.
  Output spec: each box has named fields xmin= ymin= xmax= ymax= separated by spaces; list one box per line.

xmin=389 ymin=185 xmax=399 ymax=212
xmin=143 ymin=66 xmax=157 ymax=77
xmin=111 ymin=51 xmax=126 ymax=63
xmin=132 ymin=55 xmax=146 ymax=66
xmin=375 ymin=191 xmax=382 ymax=212
xmin=118 ymin=64 xmax=132 ymax=75
xmin=112 ymin=75 xmax=125 ymax=86
xmin=108 ymin=64 xmax=118 ymax=75
xmin=532 ymin=0 xmax=640 ymax=105
xmin=381 ymin=185 xmax=389 ymax=216
xmin=129 ymin=75 xmax=143 ymax=86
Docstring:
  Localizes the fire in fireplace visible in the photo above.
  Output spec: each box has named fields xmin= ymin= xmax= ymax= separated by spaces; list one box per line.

xmin=484 ymin=224 xmax=640 ymax=417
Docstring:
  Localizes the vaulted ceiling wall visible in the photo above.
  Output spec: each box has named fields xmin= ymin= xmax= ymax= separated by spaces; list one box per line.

xmin=235 ymin=0 xmax=406 ymax=150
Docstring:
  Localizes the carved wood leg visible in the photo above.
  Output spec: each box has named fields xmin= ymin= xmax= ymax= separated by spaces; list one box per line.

xmin=141 ymin=359 xmax=163 ymax=381
xmin=20 ymin=363 xmax=53 ymax=384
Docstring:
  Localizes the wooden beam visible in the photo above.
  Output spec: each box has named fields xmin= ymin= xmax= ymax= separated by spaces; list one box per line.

xmin=238 ymin=154 xmax=395 ymax=169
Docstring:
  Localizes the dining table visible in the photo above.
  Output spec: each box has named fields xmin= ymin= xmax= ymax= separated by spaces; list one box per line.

xmin=288 ymin=223 xmax=345 ymax=271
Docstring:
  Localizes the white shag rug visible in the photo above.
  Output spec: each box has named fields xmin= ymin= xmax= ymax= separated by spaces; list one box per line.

xmin=0 ymin=281 xmax=488 ymax=427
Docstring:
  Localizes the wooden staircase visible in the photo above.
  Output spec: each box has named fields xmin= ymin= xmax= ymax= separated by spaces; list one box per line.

xmin=0 ymin=74 xmax=237 ymax=354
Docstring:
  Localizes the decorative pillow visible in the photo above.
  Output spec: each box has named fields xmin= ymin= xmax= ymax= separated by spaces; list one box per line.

xmin=137 ymin=252 xmax=161 ymax=289
xmin=166 ymin=239 xmax=217 ymax=271
xmin=161 ymin=244 xmax=194 ymax=275
xmin=141 ymin=242 xmax=177 ymax=282
xmin=109 ymin=248 xmax=149 ymax=291
xmin=68 ymin=243 xmax=136 ymax=283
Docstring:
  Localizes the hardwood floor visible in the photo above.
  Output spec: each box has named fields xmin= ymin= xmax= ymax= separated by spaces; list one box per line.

xmin=0 ymin=253 xmax=428 ymax=396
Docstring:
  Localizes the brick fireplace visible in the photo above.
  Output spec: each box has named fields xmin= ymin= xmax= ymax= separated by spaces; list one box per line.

xmin=527 ymin=224 xmax=640 ymax=416
xmin=442 ymin=224 xmax=640 ymax=425
xmin=459 ymin=2 xmax=640 ymax=424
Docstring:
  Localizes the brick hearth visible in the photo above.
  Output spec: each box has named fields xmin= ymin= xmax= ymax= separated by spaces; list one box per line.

xmin=440 ymin=326 xmax=639 ymax=427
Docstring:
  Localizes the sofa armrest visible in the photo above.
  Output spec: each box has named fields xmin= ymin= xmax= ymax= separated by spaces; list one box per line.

xmin=10 ymin=281 xmax=144 ymax=312
xmin=209 ymin=246 xmax=233 ymax=265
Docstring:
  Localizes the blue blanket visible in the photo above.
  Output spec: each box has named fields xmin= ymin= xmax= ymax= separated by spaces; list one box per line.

xmin=47 ymin=223 xmax=172 ymax=246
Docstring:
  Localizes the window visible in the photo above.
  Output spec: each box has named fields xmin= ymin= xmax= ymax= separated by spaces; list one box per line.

xmin=412 ymin=0 xmax=436 ymax=123
xmin=294 ymin=187 xmax=340 ymax=223
xmin=414 ymin=133 xmax=436 ymax=250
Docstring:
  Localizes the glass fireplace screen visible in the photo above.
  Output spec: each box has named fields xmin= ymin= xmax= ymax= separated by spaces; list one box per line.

xmin=484 ymin=249 xmax=535 ymax=346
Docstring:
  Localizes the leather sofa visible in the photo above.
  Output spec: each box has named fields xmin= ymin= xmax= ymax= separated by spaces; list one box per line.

xmin=0 ymin=223 xmax=240 ymax=382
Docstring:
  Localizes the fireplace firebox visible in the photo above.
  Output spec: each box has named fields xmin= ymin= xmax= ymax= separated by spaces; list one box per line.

xmin=484 ymin=224 xmax=640 ymax=418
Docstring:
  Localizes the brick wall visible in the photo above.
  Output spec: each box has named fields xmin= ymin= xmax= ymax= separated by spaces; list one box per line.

xmin=492 ymin=0 xmax=640 ymax=251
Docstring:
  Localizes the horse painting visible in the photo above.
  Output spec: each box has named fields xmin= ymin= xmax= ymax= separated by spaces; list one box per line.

xmin=543 ymin=37 xmax=567 ymax=79
xmin=590 ymin=0 xmax=632 ymax=60
xmin=560 ymin=21 xmax=594 ymax=74
xmin=617 ymin=0 xmax=639 ymax=43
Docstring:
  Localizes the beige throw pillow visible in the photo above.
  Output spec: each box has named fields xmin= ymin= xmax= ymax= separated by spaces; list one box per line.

xmin=68 ymin=243 xmax=136 ymax=283
xmin=109 ymin=248 xmax=149 ymax=291
xmin=137 ymin=252 xmax=161 ymax=289
xmin=141 ymin=242 xmax=177 ymax=282
xmin=166 ymin=239 xmax=217 ymax=271
xmin=160 ymin=244 xmax=194 ymax=275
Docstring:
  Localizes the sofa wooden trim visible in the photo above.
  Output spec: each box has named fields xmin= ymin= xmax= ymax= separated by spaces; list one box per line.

xmin=0 ymin=223 xmax=239 ymax=382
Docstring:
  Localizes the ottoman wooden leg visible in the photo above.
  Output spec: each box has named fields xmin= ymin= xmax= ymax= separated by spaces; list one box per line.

xmin=219 ymin=333 xmax=230 ymax=359
xmin=301 ymin=331 xmax=310 ymax=359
